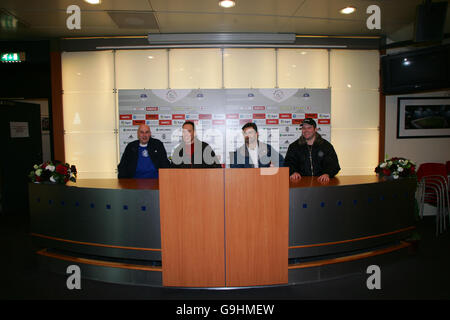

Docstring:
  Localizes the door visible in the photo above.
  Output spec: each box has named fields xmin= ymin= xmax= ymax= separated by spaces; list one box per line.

xmin=0 ymin=100 xmax=42 ymax=214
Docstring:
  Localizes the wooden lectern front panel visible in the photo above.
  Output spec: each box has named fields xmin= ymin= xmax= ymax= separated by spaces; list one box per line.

xmin=225 ymin=167 xmax=289 ymax=287
xmin=159 ymin=169 xmax=225 ymax=287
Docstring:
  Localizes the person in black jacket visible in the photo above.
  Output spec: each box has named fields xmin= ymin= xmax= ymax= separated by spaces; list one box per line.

xmin=230 ymin=122 xmax=284 ymax=168
xmin=171 ymin=121 xmax=222 ymax=168
xmin=284 ymin=118 xmax=340 ymax=183
xmin=118 ymin=124 xmax=170 ymax=178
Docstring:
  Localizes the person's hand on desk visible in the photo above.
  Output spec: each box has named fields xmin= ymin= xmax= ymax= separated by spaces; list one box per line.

xmin=290 ymin=172 xmax=302 ymax=181
xmin=317 ymin=174 xmax=330 ymax=183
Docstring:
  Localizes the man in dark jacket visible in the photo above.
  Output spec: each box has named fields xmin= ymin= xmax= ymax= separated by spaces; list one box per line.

xmin=118 ymin=124 xmax=170 ymax=178
xmin=171 ymin=121 xmax=222 ymax=168
xmin=230 ymin=122 xmax=284 ymax=168
xmin=284 ymin=118 xmax=340 ymax=183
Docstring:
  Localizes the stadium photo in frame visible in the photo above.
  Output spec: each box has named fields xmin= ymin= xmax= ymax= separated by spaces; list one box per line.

xmin=397 ymin=97 xmax=450 ymax=139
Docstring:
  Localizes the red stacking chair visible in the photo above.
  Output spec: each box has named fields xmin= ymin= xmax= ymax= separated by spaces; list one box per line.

xmin=416 ymin=163 xmax=449 ymax=235
xmin=446 ymin=161 xmax=450 ymax=184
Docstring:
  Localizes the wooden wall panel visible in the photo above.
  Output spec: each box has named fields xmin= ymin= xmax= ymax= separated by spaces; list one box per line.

xmin=225 ymin=167 xmax=289 ymax=287
xmin=159 ymin=169 xmax=225 ymax=287
xmin=50 ymin=51 xmax=65 ymax=162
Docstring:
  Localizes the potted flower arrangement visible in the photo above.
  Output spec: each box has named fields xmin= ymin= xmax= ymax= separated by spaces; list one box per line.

xmin=375 ymin=157 xmax=416 ymax=179
xmin=29 ymin=161 xmax=77 ymax=184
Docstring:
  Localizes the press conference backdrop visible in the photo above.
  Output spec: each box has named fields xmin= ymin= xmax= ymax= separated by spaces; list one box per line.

xmin=118 ymin=88 xmax=331 ymax=165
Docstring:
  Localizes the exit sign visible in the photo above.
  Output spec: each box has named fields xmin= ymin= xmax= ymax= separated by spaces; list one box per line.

xmin=1 ymin=52 xmax=26 ymax=63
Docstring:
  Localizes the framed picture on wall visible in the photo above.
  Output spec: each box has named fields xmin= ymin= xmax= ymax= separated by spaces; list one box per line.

xmin=397 ymin=97 xmax=450 ymax=139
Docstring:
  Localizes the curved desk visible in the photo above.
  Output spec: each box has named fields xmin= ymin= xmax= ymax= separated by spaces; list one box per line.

xmin=29 ymin=170 xmax=416 ymax=287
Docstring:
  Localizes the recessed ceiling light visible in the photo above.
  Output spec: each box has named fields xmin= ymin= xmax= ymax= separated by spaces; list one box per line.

xmin=219 ymin=0 xmax=236 ymax=8
xmin=340 ymin=6 xmax=356 ymax=14
xmin=84 ymin=0 xmax=101 ymax=5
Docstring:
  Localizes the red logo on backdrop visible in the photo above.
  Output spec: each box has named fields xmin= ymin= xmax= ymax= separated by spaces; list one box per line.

xmin=212 ymin=120 xmax=225 ymax=126
xmin=279 ymin=113 xmax=292 ymax=119
xmin=199 ymin=114 xmax=212 ymax=119
xmin=172 ymin=114 xmax=185 ymax=120
xmin=146 ymin=107 xmax=158 ymax=111
xmin=305 ymin=113 xmax=318 ymax=119
xmin=146 ymin=114 xmax=159 ymax=120
xmin=253 ymin=113 xmax=266 ymax=119
xmin=120 ymin=114 xmax=132 ymax=120
xmin=132 ymin=120 xmax=145 ymax=125
xmin=318 ymin=119 xmax=330 ymax=124
xmin=266 ymin=119 xmax=279 ymax=125
xmin=239 ymin=119 xmax=252 ymax=125
xmin=226 ymin=114 xmax=239 ymax=119
xmin=253 ymin=106 xmax=265 ymax=110
xmin=159 ymin=120 xmax=172 ymax=125
xmin=292 ymin=119 xmax=303 ymax=125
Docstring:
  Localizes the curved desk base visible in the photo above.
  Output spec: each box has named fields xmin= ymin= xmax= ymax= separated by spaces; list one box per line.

xmin=29 ymin=174 xmax=417 ymax=288
xmin=35 ymin=241 xmax=413 ymax=288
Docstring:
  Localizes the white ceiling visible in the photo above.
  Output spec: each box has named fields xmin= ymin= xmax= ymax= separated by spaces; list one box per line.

xmin=0 ymin=0 xmax=449 ymax=42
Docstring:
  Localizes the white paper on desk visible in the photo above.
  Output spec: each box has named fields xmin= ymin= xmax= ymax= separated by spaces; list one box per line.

xmin=10 ymin=122 xmax=29 ymax=138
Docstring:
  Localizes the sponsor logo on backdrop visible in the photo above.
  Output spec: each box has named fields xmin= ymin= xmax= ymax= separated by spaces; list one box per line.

xmin=186 ymin=114 xmax=199 ymax=120
xmin=226 ymin=119 xmax=239 ymax=126
xmin=253 ymin=113 xmax=265 ymax=119
xmin=213 ymin=120 xmax=226 ymax=126
xmin=253 ymin=119 xmax=266 ymax=125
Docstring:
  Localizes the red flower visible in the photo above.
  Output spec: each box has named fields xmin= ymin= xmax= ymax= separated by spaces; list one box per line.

xmin=410 ymin=165 xmax=416 ymax=173
xmin=56 ymin=164 xmax=68 ymax=175
xmin=382 ymin=168 xmax=391 ymax=176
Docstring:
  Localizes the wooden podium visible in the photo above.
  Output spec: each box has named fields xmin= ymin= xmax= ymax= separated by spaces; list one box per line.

xmin=159 ymin=168 xmax=289 ymax=287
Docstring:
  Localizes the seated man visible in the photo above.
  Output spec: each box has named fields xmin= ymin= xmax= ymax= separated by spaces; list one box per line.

xmin=171 ymin=121 xmax=222 ymax=168
xmin=284 ymin=118 xmax=340 ymax=183
xmin=230 ymin=122 xmax=284 ymax=168
xmin=118 ymin=124 xmax=170 ymax=178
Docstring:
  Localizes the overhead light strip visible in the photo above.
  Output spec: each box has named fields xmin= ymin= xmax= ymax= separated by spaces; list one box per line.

xmin=296 ymin=35 xmax=381 ymax=39
xmin=96 ymin=44 xmax=348 ymax=50
xmin=148 ymin=33 xmax=297 ymax=44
